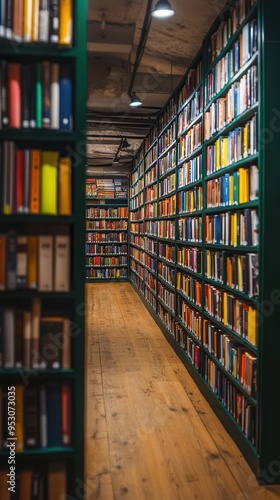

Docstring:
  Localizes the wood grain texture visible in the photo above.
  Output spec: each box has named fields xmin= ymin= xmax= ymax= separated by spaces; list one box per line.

xmin=85 ymin=283 xmax=280 ymax=499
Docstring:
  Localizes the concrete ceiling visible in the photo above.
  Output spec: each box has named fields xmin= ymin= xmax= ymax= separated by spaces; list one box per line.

xmin=87 ymin=0 xmax=227 ymax=171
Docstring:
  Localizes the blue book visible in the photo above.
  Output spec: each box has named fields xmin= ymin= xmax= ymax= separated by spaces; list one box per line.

xmin=46 ymin=384 xmax=62 ymax=447
xmin=59 ymin=66 xmax=73 ymax=131
xmin=6 ymin=231 xmax=17 ymax=289
xmin=224 ymin=174 xmax=230 ymax=206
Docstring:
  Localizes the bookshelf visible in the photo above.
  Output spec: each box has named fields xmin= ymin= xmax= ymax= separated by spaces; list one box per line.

xmin=129 ymin=0 xmax=280 ymax=482
xmin=0 ymin=0 xmax=87 ymax=496
xmin=85 ymin=177 xmax=129 ymax=281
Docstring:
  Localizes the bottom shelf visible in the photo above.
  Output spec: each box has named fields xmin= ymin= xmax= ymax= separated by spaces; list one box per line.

xmin=130 ymin=280 xmax=260 ymax=481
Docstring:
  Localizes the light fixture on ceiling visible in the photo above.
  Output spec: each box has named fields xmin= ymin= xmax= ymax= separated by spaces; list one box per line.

xmin=122 ymin=137 xmax=130 ymax=149
xmin=151 ymin=0 xmax=175 ymax=18
xmin=129 ymin=92 xmax=142 ymax=107
xmin=113 ymin=156 xmax=120 ymax=164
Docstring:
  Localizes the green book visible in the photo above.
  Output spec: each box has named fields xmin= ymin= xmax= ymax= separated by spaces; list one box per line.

xmin=36 ymin=63 xmax=43 ymax=128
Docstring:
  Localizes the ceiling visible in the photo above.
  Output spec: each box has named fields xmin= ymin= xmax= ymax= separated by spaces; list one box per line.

xmin=87 ymin=0 xmax=227 ymax=173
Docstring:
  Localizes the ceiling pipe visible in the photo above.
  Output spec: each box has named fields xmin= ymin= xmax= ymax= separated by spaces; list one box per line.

xmin=127 ymin=0 xmax=153 ymax=99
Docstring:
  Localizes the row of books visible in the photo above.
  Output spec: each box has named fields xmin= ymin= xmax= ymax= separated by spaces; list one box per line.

xmin=178 ymin=61 xmax=203 ymax=107
xmin=178 ymin=216 xmax=202 ymax=243
xmin=85 ymin=268 xmax=128 ymax=279
xmin=206 ymin=250 xmax=259 ymax=296
xmin=86 ymin=256 xmax=127 ymax=267
xmin=177 ymin=273 xmax=202 ymax=306
xmin=131 ymin=176 xmax=144 ymax=197
xmin=208 ymin=0 xmax=257 ymax=62
xmin=158 ymin=262 xmax=175 ymax=287
xmin=145 ymin=144 xmax=157 ymax=168
xmin=145 ymin=163 xmax=157 ymax=186
xmin=158 ymin=195 xmax=176 ymax=217
xmin=177 ymin=246 xmax=202 ymax=273
xmin=86 ymin=178 xmax=128 ymax=198
xmin=86 ymin=220 xmax=127 ymax=230
xmin=0 ymin=462 xmax=67 ymax=500
xmin=178 ymin=89 xmax=203 ymax=134
xmin=178 ymin=155 xmax=202 ymax=187
xmin=86 ymin=232 xmax=127 ymax=243
xmin=206 ymin=20 xmax=258 ymax=103
xmin=205 ymin=357 xmax=256 ymax=445
xmin=159 ymin=172 xmax=176 ymax=197
xmin=178 ymin=186 xmax=203 ymax=214
xmin=0 ymin=301 xmax=71 ymax=369
xmin=158 ymin=302 xmax=176 ymax=333
xmin=145 ymin=202 xmax=157 ymax=219
xmin=205 ymin=208 xmax=258 ymax=246
xmin=203 ymin=325 xmax=257 ymax=398
xmin=179 ymin=122 xmax=202 ymax=160
xmin=0 ymin=61 xmax=72 ymax=130
xmin=174 ymin=324 xmax=201 ymax=370
xmin=86 ymin=206 xmax=128 ymax=219
xmin=145 ymin=184 xmax=158 ymax=202
xmin=206 ymin=165 xmax=258 ymax=207
xmin=158 ymin=242 xmax=175 ymax=263
xmin=158 ymin=121 xmax=176 ymax=155
xmin=130 ymin=250 xmax=157 ymax=273
xmin=1 ymin=144 xmax=72 ymax=215
xmin=205 ymin=285 xmax=257 ymax=345
xmin=204 ymin=65 xmax=258 ymax=139
xmin=177 ymin=298 xmax=201 ymax=339
xmin=0 ymin=383 xmax=71 ymax=450
xmin=85 ymin=244 xmax=128 ymax=255
xmin=159 ymin=99 xmax=177 ymax=132
xmin=0 ymin=233 xmax=70 ymax=291
xmin=0 ymin=0 xmax=73 ymax=44
xmin=158 ymin=282 xmax=175 ymax=312
xmin=159 ymin=148 xmax=176 ymax=176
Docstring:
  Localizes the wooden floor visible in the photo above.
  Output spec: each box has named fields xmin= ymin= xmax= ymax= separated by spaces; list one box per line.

xmin=85 ymin=283 xmax=280 ymax=500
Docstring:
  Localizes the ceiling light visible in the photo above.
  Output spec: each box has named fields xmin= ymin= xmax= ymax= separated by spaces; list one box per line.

xmin=151 ymin=0 xmax=175 ymax=18
xmin=122 ymin=138 xmax=130 ymax=149
xmin=129 ymin=92 xmax=142 ymax=107
xmin=113 ymin=156 xmax=120 ymax=164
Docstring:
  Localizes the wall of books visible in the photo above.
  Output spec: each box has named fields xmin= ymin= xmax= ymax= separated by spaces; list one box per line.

xmin=129 ymin=0 xmax=280 ymax=481
xmin=86 ymin=177 xmax=129 ymax=280
xmin=0 ymin=0 xmax=87 ymax=496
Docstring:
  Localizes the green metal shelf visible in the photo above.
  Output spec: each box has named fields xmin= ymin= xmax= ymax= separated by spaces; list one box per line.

xmin=205 ymin=153 xmax=259 ymax=180
xmin=178 ymin=112 xmax=203 ymax=138
xmin=177 ymin=179 xmax=203 ymax=192
xmin=177 ymin=289 xmax=203 ymax=313
xmin=204 ymin=276 xmax=258 ymax=304
xmin=205 ymin=200 xmax=259 ymax=213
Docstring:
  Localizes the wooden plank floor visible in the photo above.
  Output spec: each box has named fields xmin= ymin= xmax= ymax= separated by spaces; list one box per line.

xmin=85 ymin=283 xmax=280 ymax=500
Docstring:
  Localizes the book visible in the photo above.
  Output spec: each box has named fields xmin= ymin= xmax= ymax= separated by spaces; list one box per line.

xmin=23 ymin=311 xmax=31 ymax=369
xmin=48 ymin=462 xmax=66 ymax=499
xmin=1 ymin=60 xmax=9 ymax=128
xmin=59 ymin=0 xmax=73 ymax=45
xmin=38 ymin=235 xmax=53 ymax=291
xmin=16 ymin=236 xmax=28 ymax=288
xmin=41 ymin=151 xmax=59 ymax=214
xmin=13 ymin=0 xmax=23 ymax=41
xmin=32 ymin=0 xmax=40 ymax=41
xmin=23 ymin=0 xmax=32 ymax=41
xmin=59 ymin=157 xmax=72 ymax=215
xmin=22 ymin=64 xmax=30 ymax=128
xmin=54 ymin=235 xmax=70 ymax=292
xmin=25 ymin=385 xmax=40 ymax=448
xmin=36 ymin=62 xmax=43 ymax=127
xmin=39 ymin=317 xmax=64 ymax=369
xmin=39 ymin=386 xmax=47 ymax=447
xmin=19 ymin=469 xmax=32 ymax=499
xmin=13 ymin=148 xmax=25 ymax=213
xmin=38 ymin=0 xmax=49 ymax=42
xmin=31 ymin=298 xmax=41 ymax=369
xmin=6 ymin=231 xmax=17 ymax=290
xmin=15 ymin=385 xmax=24 ymax=451
xmin=61 ymin=382 xmax=71 ymax=445
xmin=0 ymin=235 xmax=6 ymax=290
xmin=30 ymin=149 xmax=41 ymax=213
xmin=46 ymin=383 xmax=62 ymax=446
xmin=27 ymin=236 xmax=38 ymax=289
xmin=42 ymin=61 xmax=51 ymax=128
xmin=50 ymin=62 xmax=59 ymax=128
xmin=3 ymin=308 xmax=15 ymax=368
xmin=23 ymin=149 xmax=31 ymax=213
xmin=14 ymin=309 xmax=23 ymax=368
xmin=49 ymin=0 xmax=59 ymax=43
xmin=59 ymin=65 xmax=72 ymax=130
xmin=8 ymin=63 xmax=21 ymax=128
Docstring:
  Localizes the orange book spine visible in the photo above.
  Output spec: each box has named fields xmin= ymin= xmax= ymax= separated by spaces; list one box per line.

xmin=30 ymin=149 xmax=41 ymax=213
xmin=8 ymin=63 xmax=21 ymax=128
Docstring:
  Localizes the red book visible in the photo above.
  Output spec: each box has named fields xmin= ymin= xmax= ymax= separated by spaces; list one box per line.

xmin=61 ymin=382 xmax=71 ymax=446
xmin=13 ymin=149 xmax=25 ymax=213
xmin=8 ymin=63 xmax=21 ymax=128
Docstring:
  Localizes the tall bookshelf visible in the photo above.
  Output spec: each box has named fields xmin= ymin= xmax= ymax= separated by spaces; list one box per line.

xmin=129 ymin=0 xmax=280 ymax=482
xmin=86 ymin=176 xmax=129 ymax=281
xmin=0 ymin=1 xmax=87 ymax=496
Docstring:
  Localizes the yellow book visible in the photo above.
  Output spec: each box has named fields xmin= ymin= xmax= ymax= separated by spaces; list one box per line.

xmin=222 ymin=137 xmax=228 ymax=167
xmin=59 ymin=0 xmax=73 ymax=45
xmin=41 ymin=151 xmax=59 ymax=214
xmin=243 ymin=122 xmax=248 ymax=157
xmin=248 ymin=307 xmax=258 ymax=346
xmin=59 ymin=157 xmax=72 ymax=215
xmin=239 ymin=168 xmax=245 ymax=203
xmin=27 ymin=236 xmax=38 ymax=289
xmin=32 ymin=0 xmax=39 ymax=41
xmin=244 ymin=168 xmax=249 ymax=203
xmin=237 ymin=255 xmax=243 ymax=291
xmin=223 ymin=292 xmax=228 ymax=326
xmin=23 ymin=0 xmax=32 ymax=41
xmin=233 ymin=212 xmax=238 ymax=246
xmin=215 ymin=139 xmax=221 ymax=170
xmin=15 ymin=385 xmax=24 ymax=451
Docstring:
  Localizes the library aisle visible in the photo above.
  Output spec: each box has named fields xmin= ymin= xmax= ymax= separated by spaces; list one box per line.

xmin=85 ymin=283 xmax=280 ymax=500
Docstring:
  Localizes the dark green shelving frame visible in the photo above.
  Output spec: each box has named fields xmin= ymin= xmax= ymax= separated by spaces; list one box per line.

xmin=129 ymin=0 xmax=280 ymax=483
xmin=0 ymin=0 xmax=88 ymax=494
